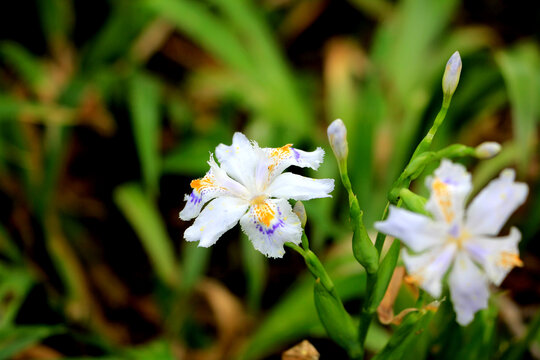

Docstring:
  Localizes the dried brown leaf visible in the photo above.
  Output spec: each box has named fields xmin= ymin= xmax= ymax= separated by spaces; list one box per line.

xmin=282 ymin=340 xmax=320 ymax=360
xmin=377 ymin=266 xmax=405 ymax=324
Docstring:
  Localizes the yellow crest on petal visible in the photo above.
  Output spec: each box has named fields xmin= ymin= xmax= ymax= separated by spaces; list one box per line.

xmin=268 ymin=144 xmax=293 ymax=172
xmin=432 ymin=178 xmax=455 ymax=223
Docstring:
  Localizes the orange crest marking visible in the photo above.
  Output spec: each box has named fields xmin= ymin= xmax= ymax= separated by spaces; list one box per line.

xmin=191 ymin=175 xmax=215 ymax=193
xmin=498 ymin=252 xmax=523 ymax=268
xmin=267 ymin=144 xmax=293 ymax=172
xmin=252 ymin=200 xmax=276 ymax=227
xmin=432 ymin=178 xmax=455 ymax=223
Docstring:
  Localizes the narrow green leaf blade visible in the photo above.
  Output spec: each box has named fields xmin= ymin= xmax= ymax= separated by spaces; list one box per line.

xmin=0 ymin=326 xmax=64 ymax=359
xmin=128 ymin=72 xmax=161 ymax=196
xmin=496 ymin=43 xmax=540 ymax=175
xmin=114 ymin=183 xmax=177 ymax=286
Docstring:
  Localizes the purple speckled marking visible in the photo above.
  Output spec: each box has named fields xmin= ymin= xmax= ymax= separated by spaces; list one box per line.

xmin=189 ymin=192 xmax=202 ymax=204
xmin=253 ymin=206 xmax=284 ymax=236
xmin=441 ymin=176 xmax=459 ymax=186
xmin=255 ymin=219 xmax=285 ymax=235
xmin=448 ymin=223 xmax=460 ymax=238
xmin=291 ymin=148 xmax=301 ymax=161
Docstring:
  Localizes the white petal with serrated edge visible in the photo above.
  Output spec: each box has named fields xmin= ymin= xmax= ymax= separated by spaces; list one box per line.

xmin=464 ymin=227 xmax=522 ymax=286
xmin=179 ymin=156 xmax=249 ymax=221
xmin=266 ymin=173 xmax=334 ymax=201
xmin=402 ymin=243 xmax=456 ymax=298
xmin=215 ymin=132 xmax=260 ymax=192
xmin=465 ymin=169 xmax=528 ymax=236
xmin=425 ymin=159 xmax=472 ymax=225
xmin=184 ymin=196 xmax=249 ymax=247
xmin=263 ymin=145 xmax=324 ymax=179
xmin=374 ymin=206 xmax=448 ymax=252
xmin=449 ymin=252 xmax=490 ymax=326
xmin=240 ymin=198 xmax=302 ymax=258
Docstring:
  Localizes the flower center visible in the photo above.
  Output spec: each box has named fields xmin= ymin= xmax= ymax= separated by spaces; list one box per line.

xmin=250 ymin=194 xmax=267 ymax=205
xmin=448 ymin=224 xmax=469 ymax=249
xmin=432 ymin=178 xmax=455 ymax=223
xmin=250 ymin=195 xmax=276 ymax=227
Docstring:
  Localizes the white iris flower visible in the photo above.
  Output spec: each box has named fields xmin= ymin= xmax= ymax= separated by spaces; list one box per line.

xmin=180 ymin=132 xmax=335 ymax=258
xmin=375 ymin=159 xmax=528 ymax=325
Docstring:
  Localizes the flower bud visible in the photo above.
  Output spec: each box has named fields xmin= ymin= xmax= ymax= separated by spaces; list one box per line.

xmin=442 ymin=51 xmax=462 ymax=106
xmin=313 ymin=279 xmax=362 ymax=357
xmin=475 ymin=142 xmax=501 ymax=159
xmin=327 ymin=119 xmax=349 ymax=166
xmin=293 ymin=201 xmax=307 ymax=228
xmin=399 ymin=188 xmax=429 ymax=216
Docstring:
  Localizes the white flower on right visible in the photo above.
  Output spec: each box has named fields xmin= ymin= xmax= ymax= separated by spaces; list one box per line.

xmin=375 ymin=159 xmax=528 ymax=325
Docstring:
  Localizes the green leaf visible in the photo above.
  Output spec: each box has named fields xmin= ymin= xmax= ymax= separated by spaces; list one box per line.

xmin=373 ymin=309 xmax=435 ymax=360
xmin=180 ymin=242 xmax=210 ymax=292
xmin=0 ymin=223 xmax=20 ymax=261
xmin=123 ymin=339 xmax=175 ymax=359
xmin=114 ymin=183 xmax=177 ymax=287
xmin=0 ymin=42 xmax=46 ymax=93
xmin=0 ymin=325 xmax=64 ymax=359
xmin=496 ymin=42 xmax=540 ymax=175
xmin=82 ymin=2 xmax=152 ymax=67
xmin=36 ymin=0 xmax=73 ymax=43
xmin=502 ymin=305 xmax=540 ymax=360
xmin=0 ymin=265 xmax=34 ymax=328
xmin=162 ymin=139 xmax=215 ymax=176
xmin=241 ymin=234 xmax=267 ymax=312
xmin=237 ymin=254 xmax=390 ymax=360
xmin=128 ymin=72 xmax=161 ymax=196
xmin=143 ymin=0 xmax=253 ymax=72
xmin=208 ymin=0 xmax=311 ymax=136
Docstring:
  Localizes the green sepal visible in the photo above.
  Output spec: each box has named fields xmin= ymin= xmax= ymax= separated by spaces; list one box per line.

xmin=304 ymin=250 xmax=334 ymax=292
xmin=388 ymin=144 xmax=476 ymax=203
xmin=365 ymin=240 xmax=401 ymax=314
xmin=350 ymin=196 xmax=379 ymax=274
xmin=313 ymin=279 xmax=362 ymax=358
xmin=399 ymin=189 xmax=429 ymax=216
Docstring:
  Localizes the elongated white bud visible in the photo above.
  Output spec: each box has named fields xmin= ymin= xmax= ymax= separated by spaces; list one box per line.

xmin=442 ymin=51 xmax=462 ymax=106
xmin=293 ymin=201 xmax=307 ymax=228
xmin=327 ymin=119 xmax=348 ymax=166
xmin=475 ymin=141 xmax=501 ymax=159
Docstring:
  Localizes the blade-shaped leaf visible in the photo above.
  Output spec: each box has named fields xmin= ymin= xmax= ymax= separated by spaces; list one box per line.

xmin=114 ymin=183 xmax=177 ymax=286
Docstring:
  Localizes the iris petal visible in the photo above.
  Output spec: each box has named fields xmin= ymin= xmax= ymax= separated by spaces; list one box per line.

xmin=240 ymin=198 xmax=302 ymax=258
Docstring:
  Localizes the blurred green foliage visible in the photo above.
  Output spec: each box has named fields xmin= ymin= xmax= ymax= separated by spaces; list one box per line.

xmin=0 ymin=0 xmax=539 ymax=358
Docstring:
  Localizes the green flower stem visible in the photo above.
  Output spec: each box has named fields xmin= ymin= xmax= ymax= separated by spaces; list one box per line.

xmin=286 ymin=238 xmax=362 ymax=359
xmin=357 ymin=238 xmax=401 ymax=357
xmin=285 ymin=239 xmax=335 ymax=298
xmin=410 ymin=103 xmax=449 ymax=161
xmin=374 ymin=202 xmax=390 ymax=255
xmin=340 ymin=171 xmax=379 ymax=274
xmin=357 ymin=64 xmax=460 ymax=357
xmin=301 ymin=232 xmax=310 ymax=251
xmin=304 ymin=249 xmax=336 ymax=293
xmin=365 ymin=241 xmax=401 ymax=314
xmin=285 ymin=242 xmax=306 ymax=257
xmin=415 ymin=289 xmax=427 ymax=308
xmin=388 ymin=144 xmax=476 ymax=204
xmin=357 ymin=102 xmax=453 ymax=356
